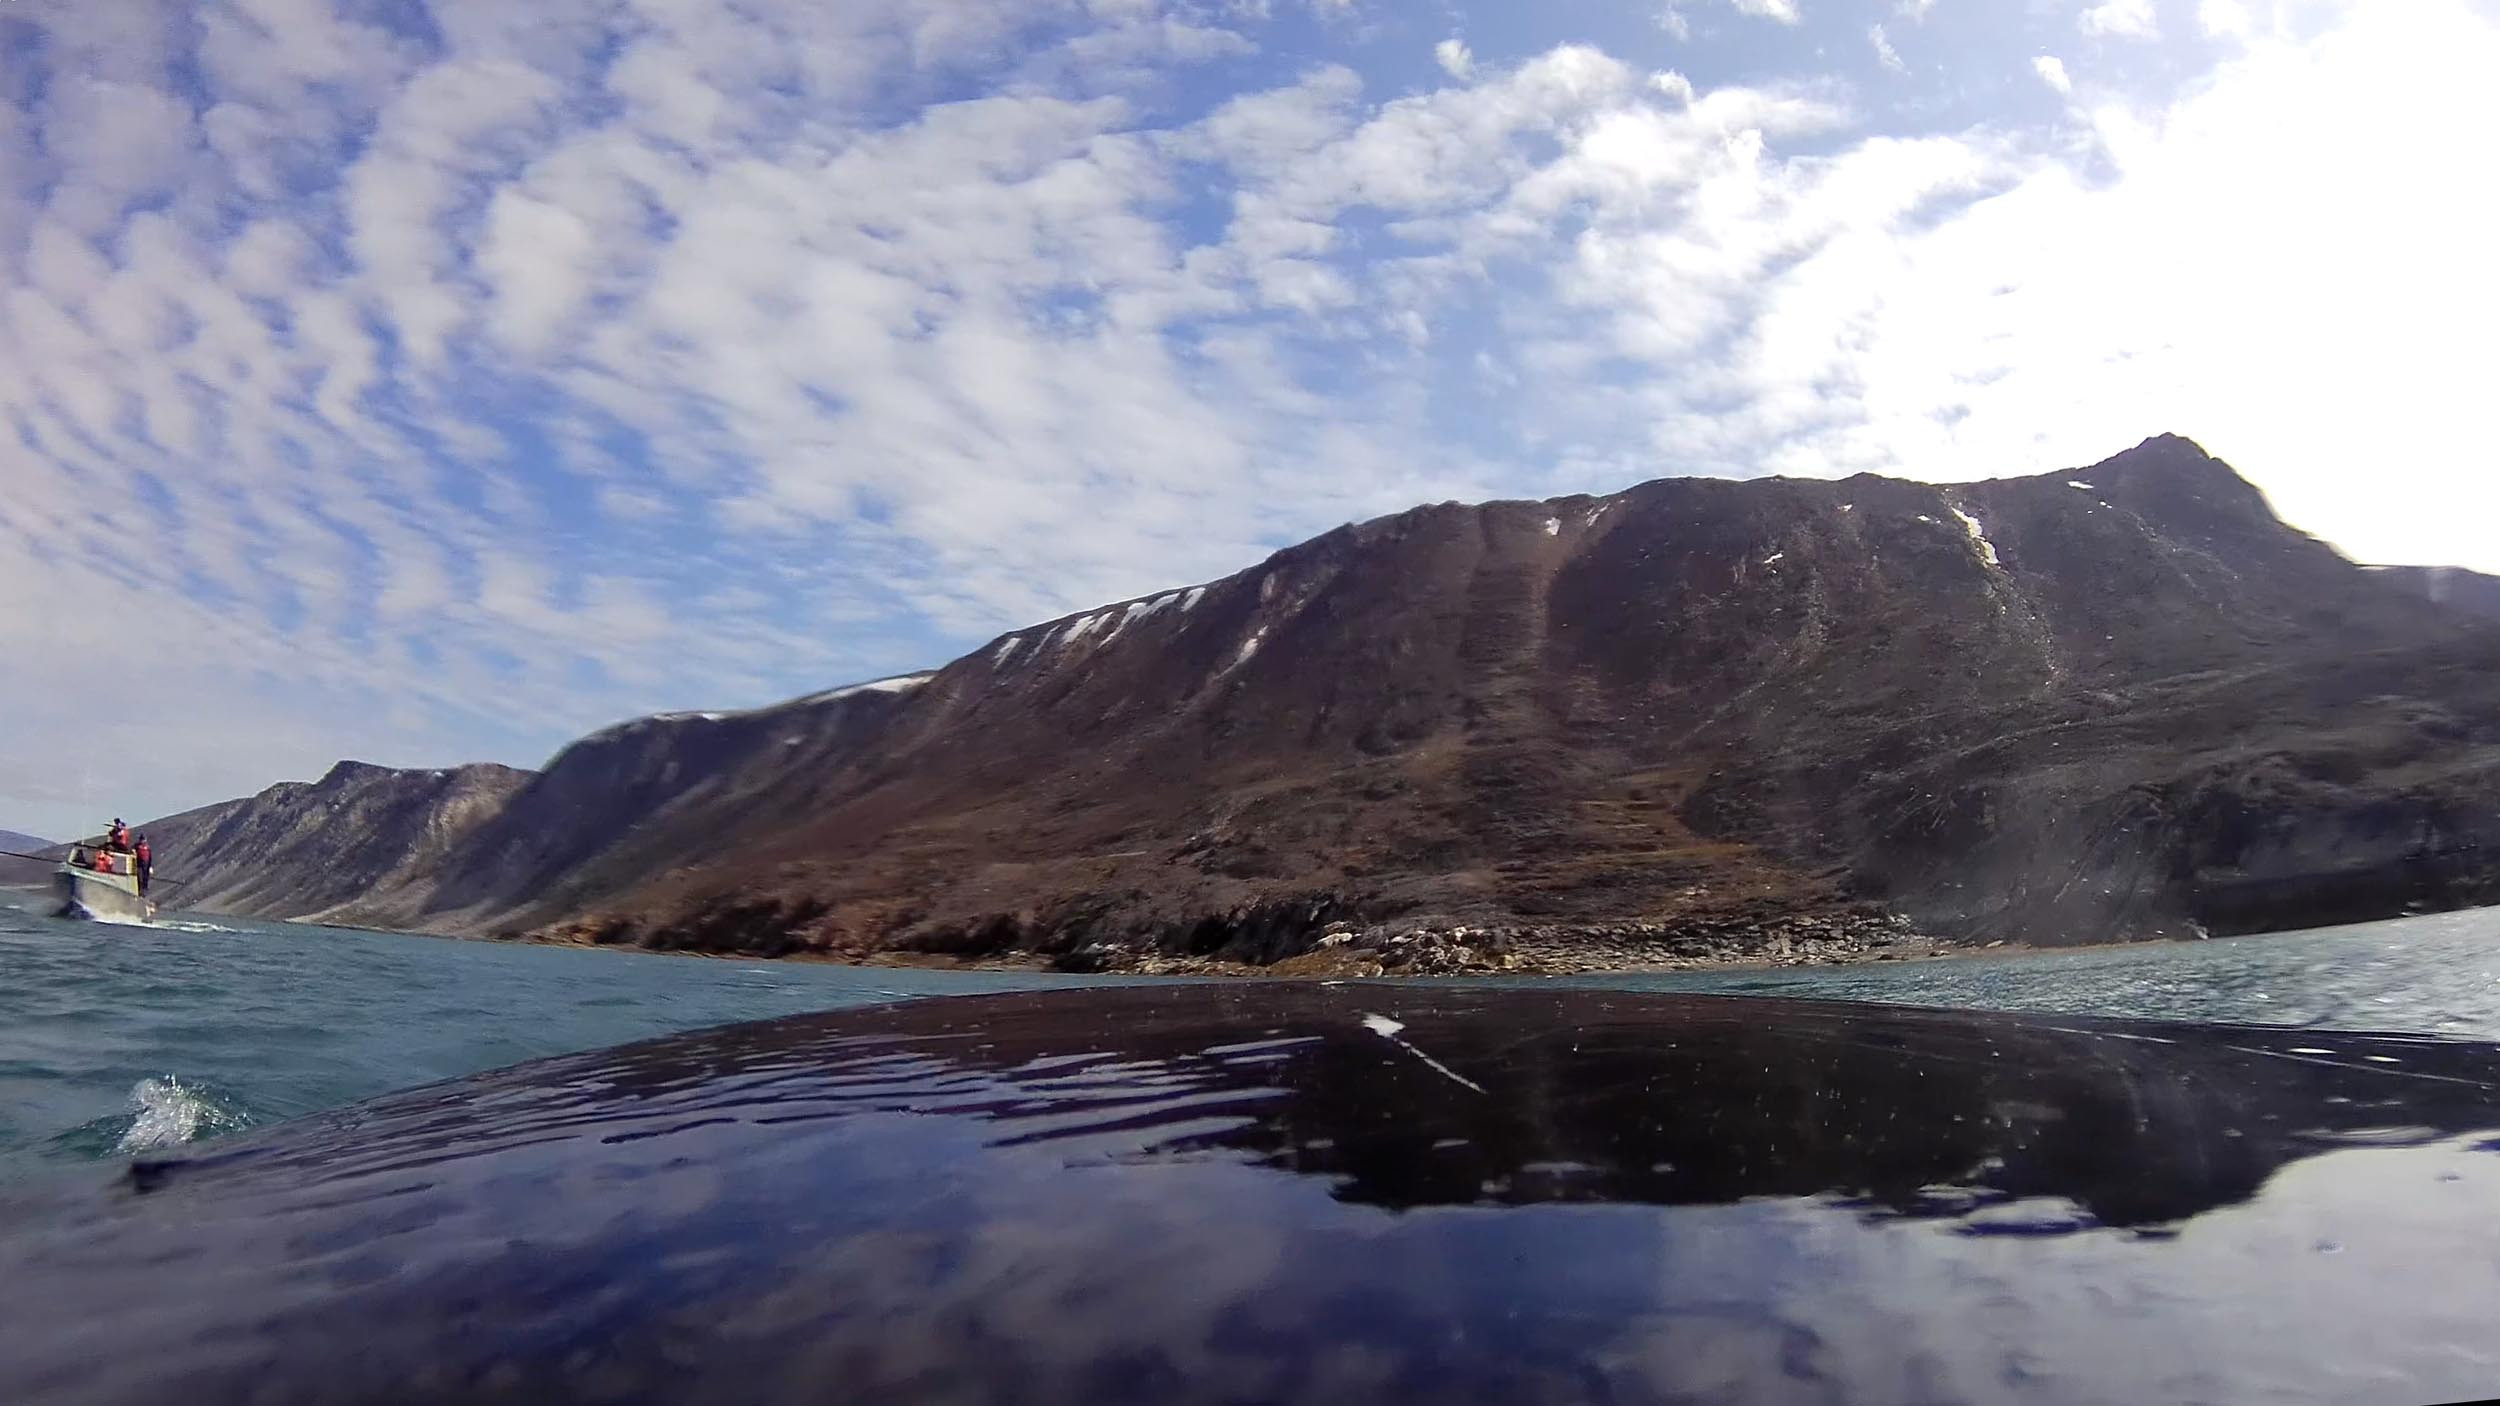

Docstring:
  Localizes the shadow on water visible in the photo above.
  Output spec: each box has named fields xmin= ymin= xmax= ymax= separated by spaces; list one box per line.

xmin=9 ymin=984 xmax=2500 ymax=1404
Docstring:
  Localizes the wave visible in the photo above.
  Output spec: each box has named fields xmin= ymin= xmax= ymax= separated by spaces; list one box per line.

xmin=110 ymin=1076 xmax=256 ymax=1155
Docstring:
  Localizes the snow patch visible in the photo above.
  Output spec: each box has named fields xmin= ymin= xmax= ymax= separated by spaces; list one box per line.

xmin=802 ymin=673 xmax=932 ymax=704
xmin=1056 ymin=612 xmax=1112 ymax=650
xmin=1584 ymin=504 xmax=1611 ymax=529
xmin=1914 ymin=514 xmax=1938 ymax=525
xmin=1117 ymin=590 xmax=1195 ymax=631
xmin=1222 ymin=625 xmax=1268 ymax=675
xmin=2067 ymin=480 xmax=2095 ymax=491
xmin=1542 ymin=516 xmax=1560 ymax=537
xmin=1360 ymin=1013 xmax=1404 ymax=1038
xmin=1178 ymin=586 xmax=1206 ymax=612
xmin=991 ymin=635 xmax=1024 ymax=666
xmin=1760 ymin=553 xmax=1784 ymax=566
xmin=1839 ymin=503 xmax=1855 ymax=513
xmin=1949 ymin=506 xmax=2001 ymax=568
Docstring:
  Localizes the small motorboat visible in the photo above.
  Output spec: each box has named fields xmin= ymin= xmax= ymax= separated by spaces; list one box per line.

xmin=55 ymin=847 xmax=155 ymax=923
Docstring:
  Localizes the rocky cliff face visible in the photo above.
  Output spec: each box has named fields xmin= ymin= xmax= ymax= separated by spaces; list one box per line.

xmin=146 ymin=763 xmax=532 ymax=923
xmin=150 ymin=436 xmax=2500 ymax=964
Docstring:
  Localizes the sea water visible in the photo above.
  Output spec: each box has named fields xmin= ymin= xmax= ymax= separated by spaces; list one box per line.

xmin=4 ymin=891 xmax=2499 ymax=1178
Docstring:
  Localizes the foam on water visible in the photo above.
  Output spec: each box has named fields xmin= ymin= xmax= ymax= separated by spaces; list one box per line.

xmin=113 ymin=1076 xmax=255 ymax=1154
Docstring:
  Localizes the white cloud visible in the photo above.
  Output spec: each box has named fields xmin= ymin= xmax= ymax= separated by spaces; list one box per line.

xmin=1659 ymin=6 xmax=1692 ymax=40
xmin=1898 ymin=0 xmax=1936 ymax=18
xmin=2033 ymin=54 xmax=2074 ymax=93
xmin=2080 ymin=0 xmax=2160 ymax=40
xmin=2198 ymin=0 xmax=2254 ymax=38
xmin=1870 ymin=24 xmax=1906 ymax=73
xmin=1435 ymin=38 xmax=1474 ymax=80
xmin=1729 ymin=0 xmax=1802 ymax=24
xmin=1563 ymin=1 xmax=2500 ymax=576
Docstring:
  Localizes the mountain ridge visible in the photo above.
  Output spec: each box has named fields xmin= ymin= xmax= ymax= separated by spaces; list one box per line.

xmin=135 ymin=436 xmax=2500 ymax=971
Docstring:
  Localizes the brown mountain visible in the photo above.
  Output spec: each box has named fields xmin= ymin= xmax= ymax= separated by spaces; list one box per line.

xmin=145 ymin=762 xmax=531 ymax=923
xmin=149 ymin=436 xmax=2500 ymax=966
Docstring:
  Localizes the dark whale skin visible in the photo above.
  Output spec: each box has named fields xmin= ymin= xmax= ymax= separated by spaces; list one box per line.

xmin=7 ymin=984 xmax=2500 ymax=1406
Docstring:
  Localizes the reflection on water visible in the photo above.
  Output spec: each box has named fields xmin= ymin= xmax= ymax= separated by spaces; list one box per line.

xmin=7 ymin=985 xmax=2500 ymax=1404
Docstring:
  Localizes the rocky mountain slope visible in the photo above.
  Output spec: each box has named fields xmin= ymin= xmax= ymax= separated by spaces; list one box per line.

xmin=144 ymin=436 xmax=2500 ymax=966
xmin=144 ymin=762 xmax=531 ymax=922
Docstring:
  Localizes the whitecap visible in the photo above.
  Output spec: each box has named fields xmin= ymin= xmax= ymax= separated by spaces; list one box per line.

xmin=113 ymin=1075 xmax=253 ymax=1154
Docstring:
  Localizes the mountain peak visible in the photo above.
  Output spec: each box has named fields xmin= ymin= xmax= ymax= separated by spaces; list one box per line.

xmin=315 ymin=760 xmax=393 ymax=788
xmin=2135 ymin=431 xmax=2213 ymax=458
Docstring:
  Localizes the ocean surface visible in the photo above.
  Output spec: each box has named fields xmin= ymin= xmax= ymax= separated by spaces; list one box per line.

xmin=5 ymin=890 xmax=2500 ymax=1180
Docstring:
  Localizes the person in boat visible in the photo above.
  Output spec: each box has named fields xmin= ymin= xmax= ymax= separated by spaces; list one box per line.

xmin=108 ymin=819 xmax=130 ymax=853
xmin=134 ymin=835 xmax=152 ymax=895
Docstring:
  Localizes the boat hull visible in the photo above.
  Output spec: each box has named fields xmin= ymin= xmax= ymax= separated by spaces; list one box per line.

xmin=54 ymin=865 xmax=153 ymax=923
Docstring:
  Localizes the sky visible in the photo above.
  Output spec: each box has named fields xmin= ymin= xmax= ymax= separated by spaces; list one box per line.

xmin=2 ymin=0 xmax=2497 ymax=839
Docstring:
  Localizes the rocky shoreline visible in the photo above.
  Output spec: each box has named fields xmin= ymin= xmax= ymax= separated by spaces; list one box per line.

xmin=511 ymin=905 xmax=1963 ymax=977
xmin=1046 ymin=909 xmax=1955 ymax=978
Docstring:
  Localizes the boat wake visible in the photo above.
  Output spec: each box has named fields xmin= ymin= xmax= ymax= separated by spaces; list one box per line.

xmin=111 ymin=1076 xmax=254 ymax=1155
xmin=84 ymin=911 xmax=154 ymax=930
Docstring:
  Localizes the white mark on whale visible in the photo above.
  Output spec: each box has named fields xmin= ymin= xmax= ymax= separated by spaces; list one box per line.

xmin=1360 ymin=1013 xmax=1487 ymax=1094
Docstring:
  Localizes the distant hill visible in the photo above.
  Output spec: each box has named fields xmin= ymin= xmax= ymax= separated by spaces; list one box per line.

xmin=0 ymin=830 xmax=56 ymax=892
xmin=2363 ymin=564 xmax=2500 ymax=622
xmin=139 ymin=434 xmax=2500 ymax=966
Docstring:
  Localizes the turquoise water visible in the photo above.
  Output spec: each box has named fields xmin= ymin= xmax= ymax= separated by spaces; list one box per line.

xmin=0 ymin=895 xmax=1119 ymax=1179
xmin=6 ymin=890 xmax=2500 ymax=1179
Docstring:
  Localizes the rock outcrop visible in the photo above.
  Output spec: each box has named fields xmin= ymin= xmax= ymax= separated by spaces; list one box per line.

xmin=144 ymin=436 xmax=2500 ymax=966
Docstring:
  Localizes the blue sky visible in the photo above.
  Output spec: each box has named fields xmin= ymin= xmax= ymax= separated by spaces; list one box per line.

xmin=3 ymin=0 xmax=2497 ymax=839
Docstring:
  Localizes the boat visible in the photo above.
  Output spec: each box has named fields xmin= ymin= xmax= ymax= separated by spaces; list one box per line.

xmin=54 ymin=849 xmax=155 ymax=923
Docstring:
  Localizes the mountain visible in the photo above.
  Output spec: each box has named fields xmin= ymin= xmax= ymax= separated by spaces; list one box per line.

xmin=146 ymin=435 xmax=2500 ymax=967
xmin=0 ymin=829 xmax=57 ymax=891
xmin=147 ymin=762 xmax=532 ymax=923
xmin=2364 ymin=564 xmax=2500 ymax=622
